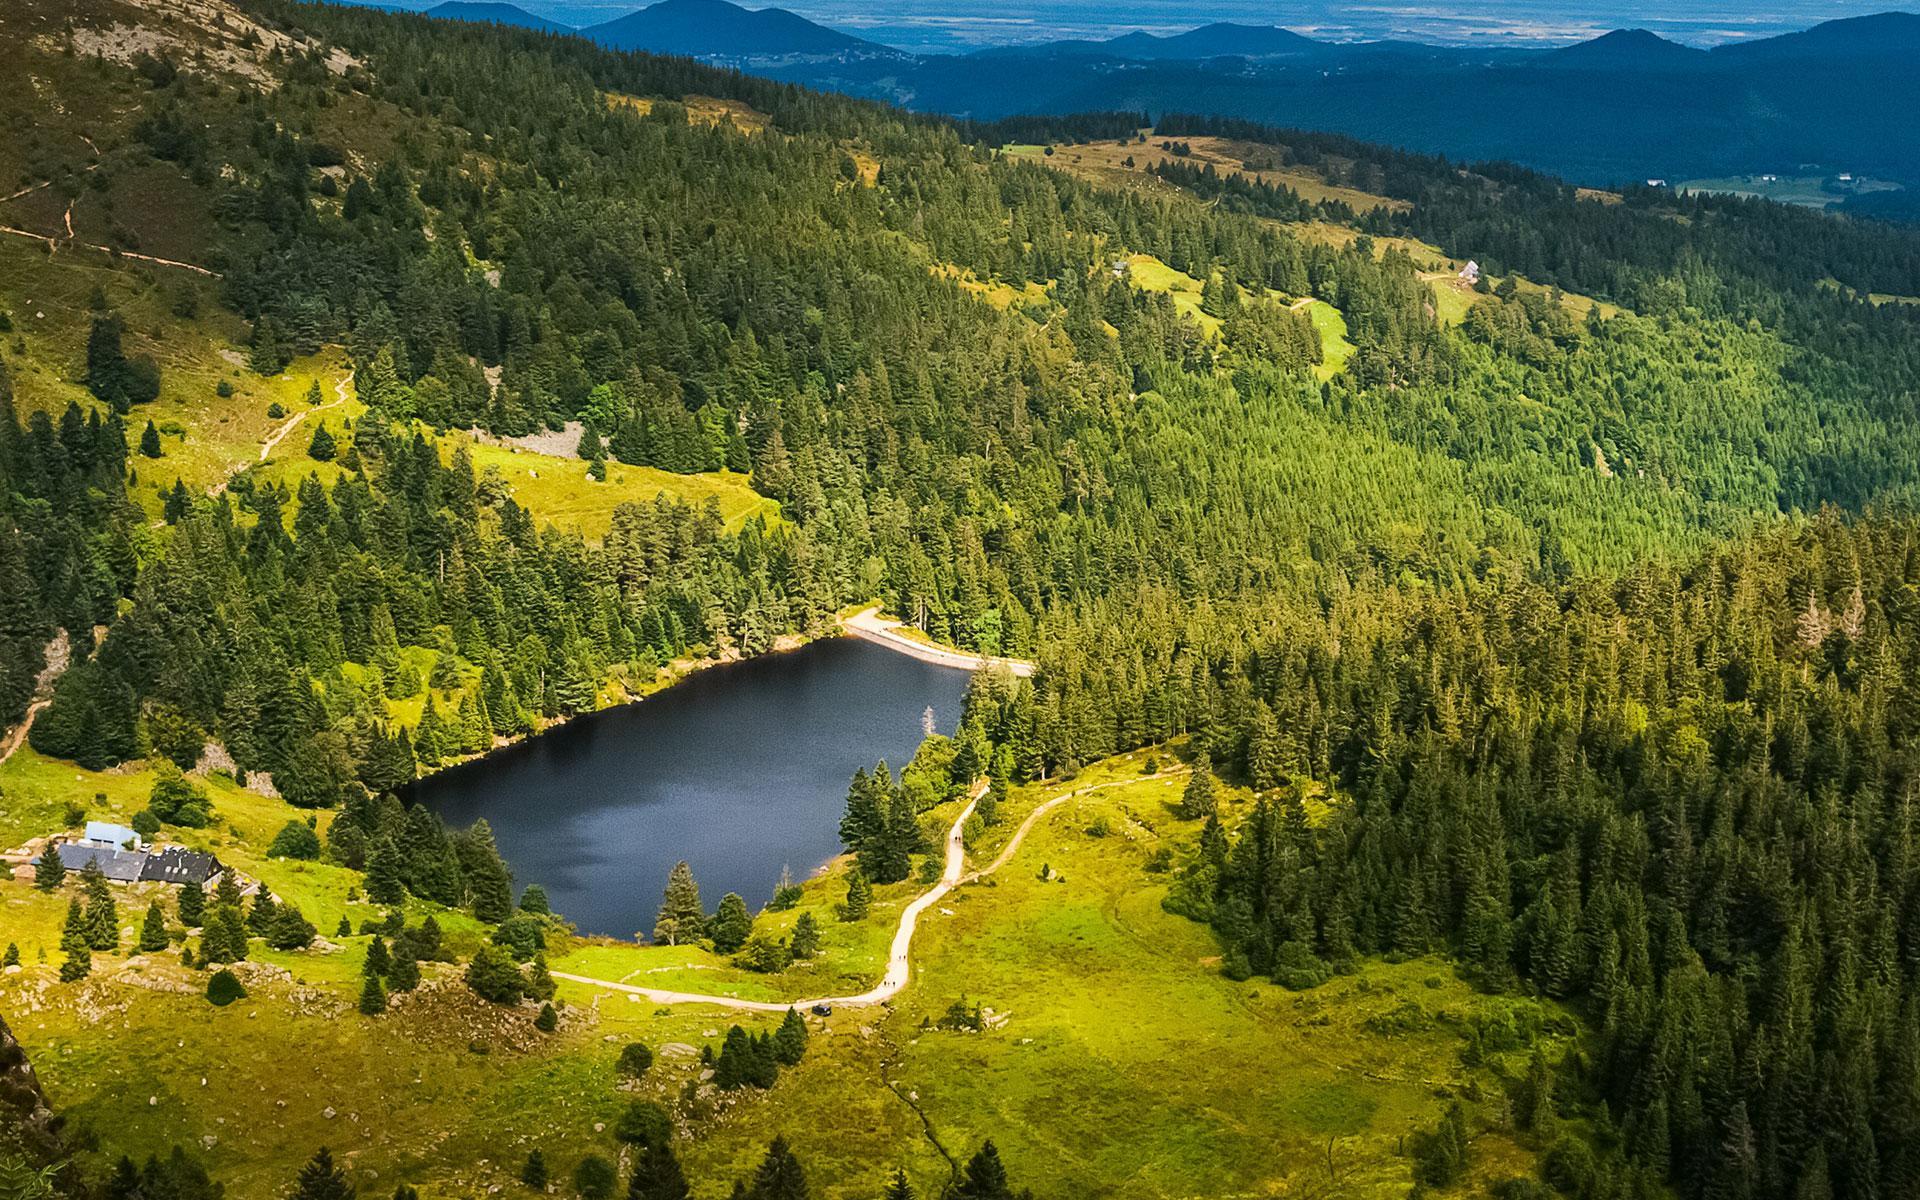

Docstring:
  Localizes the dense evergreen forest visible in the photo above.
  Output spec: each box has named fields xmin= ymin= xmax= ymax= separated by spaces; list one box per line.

xmin=11 ymin=2 xmax=1920 ymax=1197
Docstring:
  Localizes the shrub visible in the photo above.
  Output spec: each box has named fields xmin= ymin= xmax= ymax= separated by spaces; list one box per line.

xmin=1542 ymin=1137 xmax=1597 ymax=1196
xmin=267 ymin=819 xmax=321 ymax=860
xmin=206 ymin=968 xmax=246 ymax=1006
xmin=572 ymin=1155 xmax=615 ymax=1200
xmin=734 ymin=931 xmax=791 ymax=974
xmin=1271 ymin=940 xmax=1330 ymax=990
xmin=616 ymin=1042 xmax=654 ymax=1079
xmin=613 ymin=1099 xmax=670 ymax=1149
xmin=465 ymin=945 xmax=524 ymax=1003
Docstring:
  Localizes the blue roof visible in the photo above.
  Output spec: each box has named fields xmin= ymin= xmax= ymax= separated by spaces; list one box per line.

xmin=84 ymin=821 xmax=142 ymax=849
xmin=44 ymin=842 xmax=146 ymax=883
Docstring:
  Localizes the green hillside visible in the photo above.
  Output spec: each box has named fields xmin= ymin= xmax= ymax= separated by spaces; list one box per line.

xmin=4 ymin=2 xmax=1920 ymax=1199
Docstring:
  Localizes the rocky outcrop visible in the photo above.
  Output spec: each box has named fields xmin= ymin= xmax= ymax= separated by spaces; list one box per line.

xmin=0 ymin=1012 xmax=63 ymax=1165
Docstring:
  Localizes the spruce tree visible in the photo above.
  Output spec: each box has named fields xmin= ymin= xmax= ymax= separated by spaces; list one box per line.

xmin=841 ymin=870 xmax=871 ymax=921
xmin=465 ymin=945 xmax=524 ymax=1003
xmin=771 ymin=1008 xmax=808 ymax=1066
xmin=386 ymin=951 xmax=421 ymax=993
xmin=269 ymin=904 xmax=316 ymax=951
xmin=954 ymin=1142 xmax=1014 ymax=1200
xmin=710 ymin=893 xmax=753 ymax=953
xmin=626 ymin=1143 xmax=691 ymax=1200
xmin=139 ymin=900 xmax=170 ymax=952
xmin=59 ymin=898 xmax=92 ymax=981
xmin=139 ymin=420 xmax=163 ymax=458
xmin=178 ymin=878 xmax=205 ymax=926
xmin=290 ymin=1147 xmax=354 ymax=1200
xmin=81 ymin=861 xmax=118 ymax=950
xmin=247 ymin=891 xmax=279 ymax=938
xmin=365 ymin=935 xmax=391 ymax=978
xmin=520 ymin=1150 xmax=547 ymax=1191
xmin=365 ymin=839 xmax=405 ymax=905
xmin=881 ymin=1169 xmax=915 ymax=1200
xmin=789 ymin=911 xmax=820 ymax=959
xmin=519 ymin=884 xmax=551 ymax=915
xmin=534 ymin=1001 xmax=557 ymax=1031
xmin=1176 ymin=754 xmax=1216 ymax=820
xmin=740 ymin=1137 xmax=808 ymax=1200
xmin=306 ymin=421 xmax=336 ymax=461
xmin=653 ymin=861 xmax=705 ymax=945
xmin=359 ymin=971 xmax=387 ymax=1015
xmin=2 ymin=943 xmax=18 ymax=968
xmin=34 ymin=843 xmax=64 ymax=891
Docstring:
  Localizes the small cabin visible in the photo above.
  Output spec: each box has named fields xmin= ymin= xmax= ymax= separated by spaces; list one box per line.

xmin=1458 ymin=260 xmax=1481 ymax=285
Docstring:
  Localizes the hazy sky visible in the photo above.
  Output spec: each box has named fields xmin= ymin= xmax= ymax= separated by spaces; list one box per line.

xmin=401 ymin=0 xmax=1908 ymax=53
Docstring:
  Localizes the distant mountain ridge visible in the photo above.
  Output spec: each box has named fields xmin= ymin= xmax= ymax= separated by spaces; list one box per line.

xmin=422 ymin=1 xmax=568 ymax=34
xmin=580 ymin=0 xmax=889 ymax=58
xmin=1536 ymin=28 xmax=1705 ymax=69
xmin=404 ymin=0 xmax=1920 ymax=199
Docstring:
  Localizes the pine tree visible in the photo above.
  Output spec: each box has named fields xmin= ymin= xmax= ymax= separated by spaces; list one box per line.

xmin=534 ymin=1001 xmax=558 ymax=1031
xmin=653 ymin=861 xmax=705 ymax=945
xmin=771 ymin=1008 xmax=808 ymax=1066
xmin=519 ymin=884 xmax=551 ymax=915
xmin=290 ymin=1148 xmax=354 ymax=1200
xmin=81 ymin=860 xmax=118 ymax=951
xmin=954 ymin=1142 xmax=1014 ymax=1200
xmin=365 ymin=935 xmax=391 ymax=978
xmin=269 ymin=904 xmax=315 ymax=951
xmin=139 ymin=900 xmax=169 ymax=952
xmin=386 ymin=951 xmax=421 ymax=993
xmin=139 ymin=420 xmax=163 ymax=458
xmin=789 ymin=911 xmax=820 ymax=959
xmin=465 ymin=945 xmax=524 ymax=1003
xmin=710 ymin=893 xmax=753 ymax=953
xmin=59 ymin=898 xmax=92 ymax=982
xmin=739 ymin=1137 xmax=807 ymax=1200
xmin=1177 ymin=754 xmax=1216 ymax=820
xmin=627 ymin=1143 xmax=691 ymax=1200
xmin=521 ymin=1150 xmax=548 ymax=1191
xmin=35 ymin=843 xmax=64 ymax=891
xmin=1 ymin=943 xmax=18 ymax=968
xmin=359 ymin=971 xmax=387 ymax=1015
xmin=178 ymin=878 xmax=205 ymax=926
xmin=461 ymin=819 xmax=513 ymax=924
xmin=248 ymin=891 xmax=279 ymax=938
xmin=841 ymin=870 xmax=871 ymax=921
xmin=524 ymin=953 xmax=556 ymax=1001
xmin=365 ymin=838 xmax=405 ymax=905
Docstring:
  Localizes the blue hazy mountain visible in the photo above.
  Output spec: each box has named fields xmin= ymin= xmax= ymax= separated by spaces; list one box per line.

xmin=422 ymin=1 xmax=570 ymax=33
xmin=580 ymin=0 xmax=890 ymax=57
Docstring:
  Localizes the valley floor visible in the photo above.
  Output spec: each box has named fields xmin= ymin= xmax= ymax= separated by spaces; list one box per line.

xmin=1 ymin=748 xmax=1567 ymax=1198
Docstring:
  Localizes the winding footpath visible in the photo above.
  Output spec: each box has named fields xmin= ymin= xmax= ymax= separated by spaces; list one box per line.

xmin=257 ymin=370 xmax=353 ymax=461
xmin=553 ymin=770 xmax=1177 ymax=1012
xmin=0 ymin=700 xmax=49 ymax=767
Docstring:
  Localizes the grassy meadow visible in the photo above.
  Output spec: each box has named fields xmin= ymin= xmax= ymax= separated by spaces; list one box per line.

xmin=3 ymin=745 xmax=1571 ymax=1198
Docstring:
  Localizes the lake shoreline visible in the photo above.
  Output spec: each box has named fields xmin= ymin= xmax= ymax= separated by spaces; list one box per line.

xmin=407 ymin=624 xmax=824 ymax=788
xmin=405 ymin=629 xmax=977 ymax=934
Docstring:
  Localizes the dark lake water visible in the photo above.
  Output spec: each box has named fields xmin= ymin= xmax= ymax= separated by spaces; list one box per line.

xmin=405 ymin=636 xmax=970 ymax=937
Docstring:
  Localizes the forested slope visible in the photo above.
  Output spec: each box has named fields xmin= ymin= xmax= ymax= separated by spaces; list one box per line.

xmin=5 ymin=1 xmax=1920 ymax=1197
